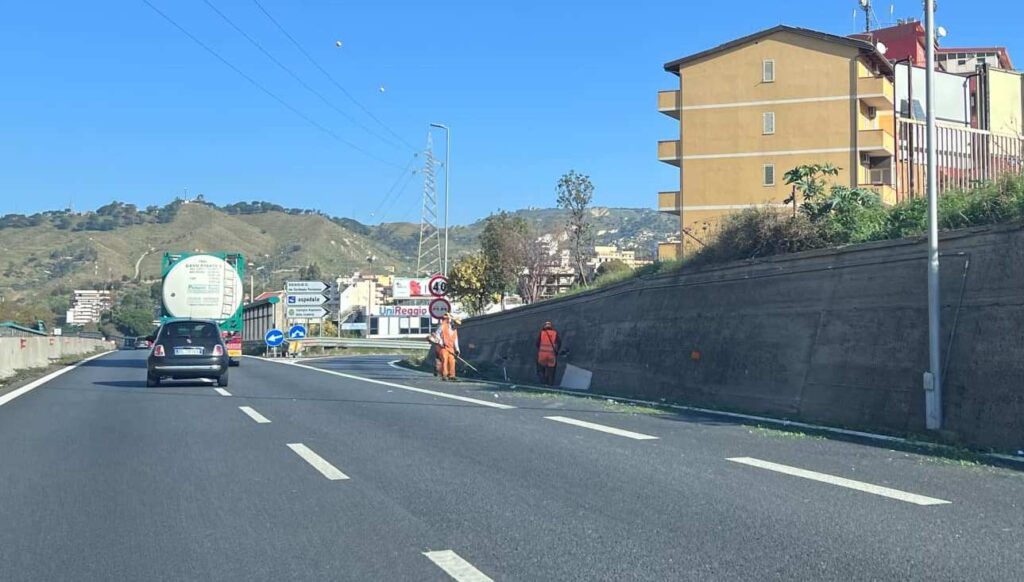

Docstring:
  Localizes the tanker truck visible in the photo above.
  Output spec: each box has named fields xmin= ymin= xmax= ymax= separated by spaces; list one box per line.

xmin=159 ymin=252 xmax=246 ymax=366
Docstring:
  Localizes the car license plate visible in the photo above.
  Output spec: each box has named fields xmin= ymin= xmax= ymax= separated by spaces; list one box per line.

xmin=174 ymin=347 xmax=204 ymax=356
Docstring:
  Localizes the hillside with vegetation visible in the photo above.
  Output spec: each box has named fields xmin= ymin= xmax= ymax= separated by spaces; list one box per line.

xmin=0 ymin=197 xmax=681 ymax=330
xmin=369 ymin=207 xmax=678 ymax=262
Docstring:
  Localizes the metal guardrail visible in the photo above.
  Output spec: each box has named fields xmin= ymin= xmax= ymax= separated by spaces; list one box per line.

xmin=244 ymin=337 xmax=430 ymax=351
xmin=302 ymin=337 xmax=430 ymax=350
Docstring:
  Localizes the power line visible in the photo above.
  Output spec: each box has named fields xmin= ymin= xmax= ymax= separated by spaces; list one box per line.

xmin=375 ymin=167 xmax=420 ymax=225
xmin=368 ymin=153 xmax=419 ymax=220
xmin=250 ymin=0 xmax=418 ymax=152
xmin=140 ymin=0 xmax=405 ymax=170
xmin=200 ymin=0 xmax=407 ymax=152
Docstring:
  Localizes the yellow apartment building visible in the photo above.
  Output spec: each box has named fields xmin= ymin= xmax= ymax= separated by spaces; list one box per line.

xmin=657 ymin=26 xmax=896 ymax=260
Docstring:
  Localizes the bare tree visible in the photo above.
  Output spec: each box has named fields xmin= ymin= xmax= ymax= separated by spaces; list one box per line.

xmin=556 ymin=170 xmax=595 ymax=286
xmin=515 ymin=235 xmax=549 ymax=304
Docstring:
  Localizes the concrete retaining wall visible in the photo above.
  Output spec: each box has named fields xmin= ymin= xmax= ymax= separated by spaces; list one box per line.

xmin=0 ymin=337 xmax=114 ymax=380
xmin=459 ymin=224 xmax=1024 ymax=452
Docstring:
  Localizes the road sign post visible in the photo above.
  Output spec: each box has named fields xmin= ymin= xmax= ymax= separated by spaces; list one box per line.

xmin=429 ymin=298 xmax=451 ymax=321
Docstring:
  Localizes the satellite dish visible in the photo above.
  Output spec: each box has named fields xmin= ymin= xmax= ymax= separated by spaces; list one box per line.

xmin=876 ymin=41 xmax=888 ymax=54
xmin=335 ymin=40 xmax=343 ymax=48
xmin=937 ymin=26 xmax=948 ymax=38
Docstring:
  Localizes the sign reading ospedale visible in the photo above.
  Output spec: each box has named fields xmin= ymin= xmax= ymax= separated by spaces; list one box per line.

xmin=372 ymin=305 xmax=430 ymax=317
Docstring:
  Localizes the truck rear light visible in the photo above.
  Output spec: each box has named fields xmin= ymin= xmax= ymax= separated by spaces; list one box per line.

xmin=213 ymin=345 xmax=225 ymax=356
xmin=153 ymin=345 xmax=166 ymax=357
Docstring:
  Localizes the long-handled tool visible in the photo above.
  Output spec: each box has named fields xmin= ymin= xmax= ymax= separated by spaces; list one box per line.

xmin=456 ymin=354 xmax=480 ymax=374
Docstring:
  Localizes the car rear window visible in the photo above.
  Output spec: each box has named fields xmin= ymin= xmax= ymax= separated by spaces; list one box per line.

xmin=159 ymin=322 xmax=221 ymax=346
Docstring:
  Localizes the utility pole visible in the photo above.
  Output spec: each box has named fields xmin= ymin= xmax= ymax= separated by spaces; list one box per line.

xmin=430 ymin=123 xmax=451 ymax=276
xmin=924 ymin=0 xmax=942 ymax=430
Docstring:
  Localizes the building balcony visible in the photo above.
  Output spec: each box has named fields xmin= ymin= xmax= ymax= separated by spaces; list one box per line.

xmin=857 ymin=76 xmax=895 ymax=110
xmin=658 ymin=242 xmax=682 ymax=262
xmin=658 ymin=140 xmax=681 ymax=166
xmin=858 ymin=128 xmax=895 ymax=156
xmin=658 ymin=90 xmax=680 ymax=119
xmin=658 ymin=191 xmax=681 ymax=216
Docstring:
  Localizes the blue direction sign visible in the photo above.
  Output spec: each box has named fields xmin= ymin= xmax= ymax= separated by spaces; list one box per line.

xmin=287 ymin=324 xmax=308 ymax=340
xmin=264 ymin=329 xmax=285 ymax=348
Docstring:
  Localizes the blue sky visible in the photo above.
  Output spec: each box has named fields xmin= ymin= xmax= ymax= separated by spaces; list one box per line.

xmin=1 ymin=0 xmax=1020 ymax=225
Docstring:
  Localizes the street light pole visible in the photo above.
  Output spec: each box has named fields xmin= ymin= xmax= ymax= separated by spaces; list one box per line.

xmin=430 ymin=122 xmax=450 ymax=276
xmin=924 ymin=0 xmax=942 ymax=430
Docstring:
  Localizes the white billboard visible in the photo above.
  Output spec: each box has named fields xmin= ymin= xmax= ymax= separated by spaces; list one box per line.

xmin=392 ymin=277 xmax=432 ymax=299
xmin=895 ymin=63 xmax=970 ymax=125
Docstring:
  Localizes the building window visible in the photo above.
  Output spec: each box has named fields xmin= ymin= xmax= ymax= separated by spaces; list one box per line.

xmin=763 ymin=164 xmax=776 ymax=186
xmin=762 ymin=111 xmax=775 ymax=135
xmin=762 ymin=59 xmax=775 ymax=83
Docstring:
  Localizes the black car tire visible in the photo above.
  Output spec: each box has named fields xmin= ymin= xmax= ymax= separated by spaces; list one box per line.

xmin=146 ymin=374 xmax=160 ymax=387
xmin=217 ymin=371 xmax=229 ymax=387
xmin=229 ymin=359 xmax=240 ymax=367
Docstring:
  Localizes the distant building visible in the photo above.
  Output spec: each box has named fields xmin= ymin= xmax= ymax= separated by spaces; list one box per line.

xmin=538 ymin=268 xmax=576 ymax=300
xmin=851 ymin=20 xmax=1014 ymax=73
xmin=65 ymin=290 xmax=112 ymax=325
xmin=588 ymin=245 xmax=653 ymax=272
xmin=242 ymin=291 xmax=285 ymax=344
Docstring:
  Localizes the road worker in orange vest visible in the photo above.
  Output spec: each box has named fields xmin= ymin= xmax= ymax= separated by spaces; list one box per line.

xmin=433 ymin=313 xmax=461 ymax=381
xmin=536 ymin=321 xmax=562 ymax=386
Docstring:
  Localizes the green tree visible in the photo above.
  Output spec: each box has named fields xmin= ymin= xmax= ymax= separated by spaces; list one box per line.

xmin=447 ymin=253 xmax=496 ymax=316
xmin=478 ymin=211 xmax=529 ymax=306
xmin=112 ymin=307 xmax=156 ymax=337
xmin=556 ymin=170 xmax=595 ymax=286
xmin=299 ymin=262 xmax=323 ymax=281
xmin=595 ymin=259 xmax=631 ymax=279
xmin=784 ymin=163 xmax=840 ymax=220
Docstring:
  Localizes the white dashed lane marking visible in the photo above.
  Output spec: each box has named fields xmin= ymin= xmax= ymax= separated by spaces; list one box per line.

xmin=545 ymin=416 xmax=659 ymax=441
xmin=287 ymin=443 xmax=350 ymax=481
xmin=423 ymin=550 xmax=494 ymax=582
xmin=238 ymin=406 xmax=270 ymax=424
xmin=727 ymin=457 xmax=951 ymax=506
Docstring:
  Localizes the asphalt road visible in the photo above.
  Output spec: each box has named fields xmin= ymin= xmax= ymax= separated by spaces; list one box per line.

xmin=0 ymin=351 xmax=1021 ymax=581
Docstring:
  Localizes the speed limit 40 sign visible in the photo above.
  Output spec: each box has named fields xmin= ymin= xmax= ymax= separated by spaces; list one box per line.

xmin=429 ymin=275 xmax=448 ymax=297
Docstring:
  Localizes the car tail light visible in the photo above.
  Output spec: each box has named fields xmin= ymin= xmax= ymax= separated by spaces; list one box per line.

xmin=213 ymin=345 xmax=224 ymax=356
xmin=153 ymin=344 xmax=165 ymax=357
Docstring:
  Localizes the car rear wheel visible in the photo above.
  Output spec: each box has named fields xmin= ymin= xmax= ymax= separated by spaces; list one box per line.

xmin=217 ymin=371 xmax=229 ymax=387
xmin=146 ymin=374 xmax=160 ymax=387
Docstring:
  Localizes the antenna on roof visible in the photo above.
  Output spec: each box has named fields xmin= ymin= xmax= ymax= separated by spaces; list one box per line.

xmin=858 ymin=0 xmax=873 ymax=33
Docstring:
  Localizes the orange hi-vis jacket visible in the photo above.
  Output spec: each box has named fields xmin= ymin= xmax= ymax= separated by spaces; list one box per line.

xmin=537 ymin=328 xmax=559 ymax=367
xmin=435 ymin=322 xmax=460 ymax=354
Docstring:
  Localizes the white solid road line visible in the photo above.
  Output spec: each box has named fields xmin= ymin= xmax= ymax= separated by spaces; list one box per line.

xmin=423 ymin=550 xmax=494 ymax=582
xmin=727 ymin=457 xmax=951 ymax=506
xmin=0 ymin=350 xmax=113 ymax=408
xmin=256 ymin=357 xmax=515 ymax=410
xmin=238 ymin=406 xmax=270 ymax=424
xmin=214 ymin=388 xmax=231 ymax=397
xmin=545 ymin=415 xmax=659 ymax=440
xmin=287 ymin=443 xmax=350 ymax=481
